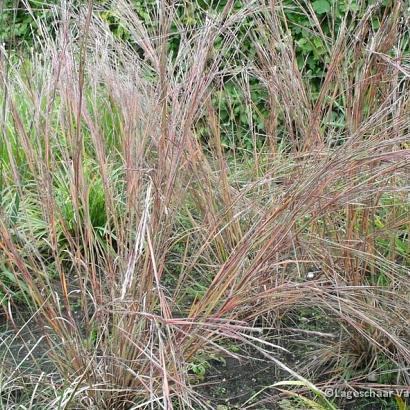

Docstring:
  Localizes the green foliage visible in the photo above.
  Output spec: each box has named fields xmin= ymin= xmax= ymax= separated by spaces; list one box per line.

xmin=0 ymin=262 xmax=30 ymax=305
xmin=188 ymin=359 xmax=209 ymax=380
xmin=373 ymin=195 xmax=410 ymax=265
xmin=0 ymin=0 xmax=57 ymax=46
xmin=285 ymin=0 xmax=375 ymax=88
xmin=312 ymin=0 xmax=331 ymax=15
xmin=188 ymin=350 xmax=226 ymax=381
xmin=0 ymin=1 xmax=397 ymax=151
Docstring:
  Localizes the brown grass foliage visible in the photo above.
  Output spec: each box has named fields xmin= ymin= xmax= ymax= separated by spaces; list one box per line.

xmin=0 ymin=0 xmax=409 ymax=408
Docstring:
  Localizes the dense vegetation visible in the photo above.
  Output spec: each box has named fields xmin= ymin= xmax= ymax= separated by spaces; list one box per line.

xmin=0 ymin=0 xmax=410 ymax=409
xmin=1 ymin=0 xmax=398 ymax=149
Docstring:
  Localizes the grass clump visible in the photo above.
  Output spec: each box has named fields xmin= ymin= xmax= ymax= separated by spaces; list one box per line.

xmin=0 ymin=0 xmax=410 ymax=408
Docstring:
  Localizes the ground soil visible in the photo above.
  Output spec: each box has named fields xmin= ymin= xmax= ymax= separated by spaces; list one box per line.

xmin=1 ymin=309 xmax=408 ymax=409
